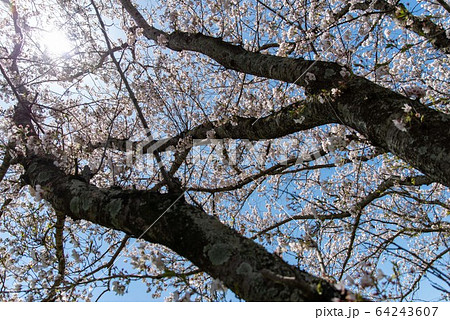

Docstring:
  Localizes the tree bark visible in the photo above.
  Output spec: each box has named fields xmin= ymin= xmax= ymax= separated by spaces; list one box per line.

xmin=120 ymin=0 xmax=450 ymax=188
xmin=21 ymin=155 xmax=349 ymax=301
xmin=4 ymin=0 xmax=448 ymax=302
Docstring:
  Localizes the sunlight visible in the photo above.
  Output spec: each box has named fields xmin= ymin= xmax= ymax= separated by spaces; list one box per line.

xmin=39 ymin=28 xmax=73 ymax=57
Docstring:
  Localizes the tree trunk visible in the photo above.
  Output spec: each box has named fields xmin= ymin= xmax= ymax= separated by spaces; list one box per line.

xmin=22 ymin=155 xmax=350 ymax=301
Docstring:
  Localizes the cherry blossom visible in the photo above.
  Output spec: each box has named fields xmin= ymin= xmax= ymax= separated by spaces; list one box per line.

xmin=0 ymin=0 xmax=448 ymax=302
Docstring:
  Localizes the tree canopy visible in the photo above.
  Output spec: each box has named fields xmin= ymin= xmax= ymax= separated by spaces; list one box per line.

xmin=0 ymin=0 xmax=449 ymax=301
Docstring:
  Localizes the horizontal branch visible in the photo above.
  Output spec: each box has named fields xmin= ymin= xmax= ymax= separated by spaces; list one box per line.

xmin=92 ymin=98 xmax=337 ymax=153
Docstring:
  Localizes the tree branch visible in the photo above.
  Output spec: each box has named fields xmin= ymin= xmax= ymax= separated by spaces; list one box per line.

xmin=334 ymin=0 xmax=450 ymax=54
xmin=119 ymin=0 xmax=450 ymax=188
xmin=20 ymin=155 xmax=350 ymax=301
xmin=339 ymin=174 xmax=433 ymax=280
xmin=42 ymin=212 xmax=66 ymax=302
xmin=119 ymin=0 xmax=345 ymax=93
xmin=90 ymin=98 xmax=336 ymax=154
xmin=90 ymin=0 xmax=177 ymax=191
xmin=379 ymin=1 xmax=450 ymax=54
xmin=436 ymin=0 xmax=450 ymax=14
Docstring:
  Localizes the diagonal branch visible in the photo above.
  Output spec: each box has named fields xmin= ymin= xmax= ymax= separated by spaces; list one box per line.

xmin=352 ymin=175 xmax=434 ymax=213
xmin=338 ymin=174 xmax=434 ymax=280
xmin=81 ymin=235 xmax=131 ymax=280
xmin=90 ymin=0 xmax=177 ymax=190
xmin=0 ymin=144 xmax=12 ymax=185
xmin=119 ymin=0 xmax=345 ymax=93
xmin=334 ymin=1 xmax=450 ymax=54
xmin=119 ymin=0 xmax=450 ymax=188
xmin=380 ymin=1 xmax=450 ymax=54
xmin=0 ymin=198 xmax=12 ymax=220
xmin=436 ymin=0 xmax=450 ymax=14
xmin=19 ymin=155 xmax=352 ymax=301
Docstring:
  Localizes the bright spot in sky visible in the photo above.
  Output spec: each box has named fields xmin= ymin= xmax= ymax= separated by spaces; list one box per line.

xmin=40 ymin=29 xmax=73 ymax=56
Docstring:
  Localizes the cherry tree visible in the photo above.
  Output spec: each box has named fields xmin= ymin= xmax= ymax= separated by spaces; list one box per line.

xmin=0 ymin=0 xmax=449 ymax=301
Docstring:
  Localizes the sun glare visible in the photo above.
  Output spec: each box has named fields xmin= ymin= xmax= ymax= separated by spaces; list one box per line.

xmin=40 ymin=29 xmax=73 ymax=56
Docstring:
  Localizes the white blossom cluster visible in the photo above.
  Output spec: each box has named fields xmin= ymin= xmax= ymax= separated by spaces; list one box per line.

xmin=0 ymin=0 xmax=448 ymax=302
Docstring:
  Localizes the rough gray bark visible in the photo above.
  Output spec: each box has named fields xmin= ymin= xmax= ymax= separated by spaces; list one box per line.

xmin=120 ymin=0 xmax=450 ymax=188
xmin=21 ymin=155 xmax=349 ymax=302
xmin=3 ymin=0 xmax=448 ymax=302
xmin=334 ymin=78 xmax=450 ymax=190
xmin=3 ymin=0 xmax=356 ymax=302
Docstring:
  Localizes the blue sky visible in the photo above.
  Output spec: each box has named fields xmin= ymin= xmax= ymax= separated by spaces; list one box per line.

xmin=0 ymin=0 xmax=448 ymax=302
